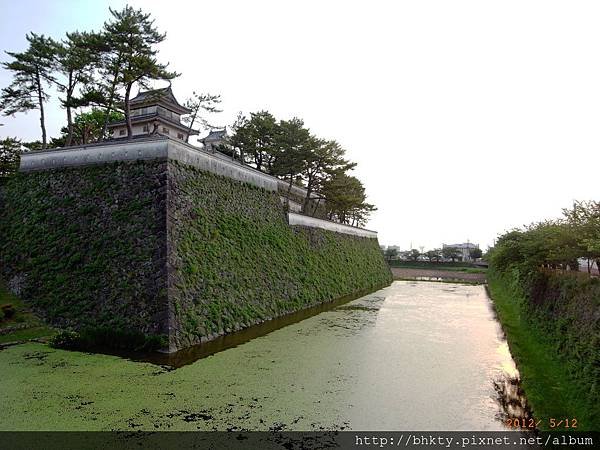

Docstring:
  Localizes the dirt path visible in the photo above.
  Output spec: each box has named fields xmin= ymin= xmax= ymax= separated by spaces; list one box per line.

xmin=391 ymin=267 xmax=487 ymax=283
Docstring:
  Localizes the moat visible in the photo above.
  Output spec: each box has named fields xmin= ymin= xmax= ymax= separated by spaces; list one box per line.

xmin=0 ymin=281 xmax=527 ymax=430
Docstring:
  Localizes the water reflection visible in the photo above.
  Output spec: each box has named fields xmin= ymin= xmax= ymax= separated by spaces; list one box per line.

xmin=485 ymin=292 xmax=535 ymax=428
xmin=1 ymin=280 xmax=531 ymax=431
xmin=151 ymin=281 xmax=530 ymax=429
xmin=138 ymin=286 xmax=385 ymax=368
xmin=494 ymin=375 xmax=532 ymax=423
xmin=345 ymin=281 xmax=530 ymax=430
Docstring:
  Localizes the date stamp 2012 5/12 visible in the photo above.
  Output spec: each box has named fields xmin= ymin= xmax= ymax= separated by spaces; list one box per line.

xmin=505 ymin=418 xmax=578 ymax=429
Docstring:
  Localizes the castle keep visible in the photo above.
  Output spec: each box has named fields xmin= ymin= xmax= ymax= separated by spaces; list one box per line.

xmin=108 ymin=87 xmax=198 ymax=142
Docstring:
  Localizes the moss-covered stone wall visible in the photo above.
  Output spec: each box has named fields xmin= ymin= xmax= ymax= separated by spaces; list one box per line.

xmin=0 ymin=161 xmax=169 ymax=339
xmin=167 ymin=161 xmax=391 ymax=349
xmin=0 ymin=159 xmax=391 ymax=351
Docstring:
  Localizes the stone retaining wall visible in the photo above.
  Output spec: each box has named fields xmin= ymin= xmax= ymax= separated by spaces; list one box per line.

xmin=4 ymin=144 xmax=390 ymax=352
xmin=166 ymin=161 xmax=390 ymax=350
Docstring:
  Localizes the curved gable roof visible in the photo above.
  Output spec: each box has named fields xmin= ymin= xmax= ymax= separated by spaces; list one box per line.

xmin=130 ymin=87 xmax=191 ymax=114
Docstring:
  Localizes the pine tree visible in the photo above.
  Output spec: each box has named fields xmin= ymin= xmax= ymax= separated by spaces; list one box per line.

xmin=0 ymin=137 xmax=22 ymax=178
xmin=301 ymin=139 xmax=355 ymax=212
xmin=53 ymin=32 xmax=103 ymax=146
xmin=1 ymin=33 xmax=57 ymax=149
xmin=272 ymin=118 xmax=311 ymax=208
xmin=321 ymin=172 xmax=375 ymax=226
xmin=230 ymin=111 xmax=278 ymax=172
xmin=102 ymin=6 xmax=178 ymax=139
xmin=182 ymin=91 xmax=222 ymax=142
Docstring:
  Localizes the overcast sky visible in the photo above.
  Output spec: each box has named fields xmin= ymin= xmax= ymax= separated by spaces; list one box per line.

xmin=1 ymin=0 xmax=599 ymax=250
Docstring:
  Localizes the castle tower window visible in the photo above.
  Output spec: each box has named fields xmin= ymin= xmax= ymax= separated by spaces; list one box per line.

xmin=162 ymin=127 xmax=169 ymax=135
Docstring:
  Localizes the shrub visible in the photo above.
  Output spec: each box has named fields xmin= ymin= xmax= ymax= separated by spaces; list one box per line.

xmin=0 ymin=303 xmax=16 ymax=319
xmin=50 ymin=327 xmax=168 ymax=352
xmin=49 ymin=329 xmax=81 ymax=349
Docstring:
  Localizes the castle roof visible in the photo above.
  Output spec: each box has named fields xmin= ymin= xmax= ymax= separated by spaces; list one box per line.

xmin=130 ymin=86 xmax=191 ymax=115
xmin=201 ymin=129 xmax=227 ymax=143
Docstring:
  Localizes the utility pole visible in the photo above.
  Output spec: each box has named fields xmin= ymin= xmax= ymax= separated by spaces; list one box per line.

xmin=467 ymin=238 xmax=470 ymax=261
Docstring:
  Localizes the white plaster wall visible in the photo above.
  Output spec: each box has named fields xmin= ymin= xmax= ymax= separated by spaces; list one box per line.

xmin=167 ymin=139 xmax=279 ymax=191
xmin=20 ymin=139 xmax=169 ymax=171
xmin=111 ymin=124 xmax=188 ymax=139
xmin=19 ymin=137 xmax=279 ymax=192
xmin=276 ymin=179 xmax=319 ymax=199
xmin=111 ymin=124 xmax=149 ymax=138
xmin=288 ymin=212 xmax=377 ymax=238
xmin=280 ymin=197 xmax=302 ymax=212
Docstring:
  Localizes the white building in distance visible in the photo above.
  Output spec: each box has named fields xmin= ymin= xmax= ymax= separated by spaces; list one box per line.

xmin=442 ymin=242 xmax=479 ymax=261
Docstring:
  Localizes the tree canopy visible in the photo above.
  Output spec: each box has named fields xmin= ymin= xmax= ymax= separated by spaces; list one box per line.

xmin=321 ymin=171 xmax=375 ymax=227
xmin=0 ymin=137 xmax=22 ymax=178
xmin=181 ymin=91 xmax=222 ymax=143
xmin=384 ymin=247 xmax=398 ymax=262
xmin=229 ymin=110 xmax=374 ymax=224
xmin=230 ymin=111 xmax=279 ymax=172
xmin=1 ymin=33 xmax=57 ymax=149
xmin=102 ymin=6 xmax=178 ymax=139
xmin=442 ymin=246 xmax=462 ymax=262
xmin=1 ymin=6 xmax=181 ymax=146
xmin=0 ymin=6 xmax=376 ymax=229
xmin=488 ymin=201 xmax=600 ymax=274
xmin=53 ymin=31 xmax=102 ymax=146
xmin=52 ymin=109 xmax=124 ymax=146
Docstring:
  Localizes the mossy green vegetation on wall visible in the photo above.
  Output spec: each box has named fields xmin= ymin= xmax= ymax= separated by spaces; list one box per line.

xmin=0 ymin=159 xmax=390 ymax=351
xmin=0 ymin=161 xmax=169 ymax=344
xmin=0 ymin=281 xmax=56 ymax=344
xmin=487 ymin=268 xmax=599 ymax=430
xmin=167 ymin=161 xmax=391 ymax=349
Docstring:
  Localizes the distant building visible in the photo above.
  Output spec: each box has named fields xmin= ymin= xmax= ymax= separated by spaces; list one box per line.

xmin=108 ymin=87 xmax=198 ymax=141
xmin=201 ymin=129 xmax=228 ymax=153
xmin=442 ymin=242 xmax=479 ymax=261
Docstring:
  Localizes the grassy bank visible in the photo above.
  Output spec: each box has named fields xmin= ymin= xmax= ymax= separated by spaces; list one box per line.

xmin=487 ymin=269 xmax=599 ymax=430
